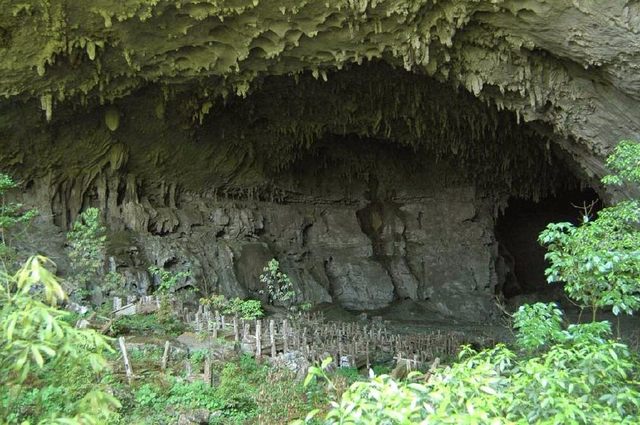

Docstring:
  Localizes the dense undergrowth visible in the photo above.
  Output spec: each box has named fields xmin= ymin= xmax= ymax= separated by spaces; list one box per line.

xmin=2 ymin=141 xmax=640 ymax=424
xmin=106 ymin=352 xmax=329 ymax=424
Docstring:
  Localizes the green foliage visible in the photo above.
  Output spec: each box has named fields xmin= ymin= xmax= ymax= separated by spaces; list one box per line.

xmin=199 ymin=293 xmax=227 ymax=310
xmin=0 ymin=173 xmax=37 ymax=269
xmin=148 ymin=266 xmax=190 ymax=295
xmin=259 ymin=258 xmax=296 ymax=307
xmin=66 ymin=207 xmax=128 ymax=302
xmin=0 ymin=174 xmax=37 ymax=237
xmin=67 ymin=208 xmax=106 ymax=301
xmin=189 ymin=348 xmax=208 ymax=369
xmin=118 ymin=354 xmax=314 ymax=424
xmin=134 ymin=383 xmax=163 ymax=409
xmin=513 ymin=302 xmax=564 ymax=352
xmin=110 ymin=312 xmax=185 ymax=337
xmin=299 ymin=302 xmax=313 ymax=312
xmin=601 ymin=140 xmax=640 ymax=186
xmin=334 ymin=366 xmax=361 ymax=384
xmin=148 ymin=266 xmax=190 ymax=324
xmin=102 ymin=270 xmax=126 ymax=297
xmin=223 ymin=297 xmax=264 ymax=320
xmin=199 ymin=291 xmax=265 ymax=321
xmin=166 ymin=380 xmax=223 ymax=411
xmin=200 ymin=293 xmax=264 ymax=320
xmin=301 ymin=306 xmax=640 ymax=424
xmin=371 ymin=364 xmax=393 ymax=376
xmin=0 ymin=256 xmax=120 ymax=424
xmin=539 ymin=140 xmax=640 ymax=319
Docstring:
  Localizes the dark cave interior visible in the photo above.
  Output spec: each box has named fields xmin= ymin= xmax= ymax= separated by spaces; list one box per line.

xmin=495 ymin=188 xmax=602 ymax=299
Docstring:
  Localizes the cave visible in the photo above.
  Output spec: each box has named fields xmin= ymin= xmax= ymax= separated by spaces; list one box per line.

xmin=1 ymin=1 xmax=639 ymax=324
xmin=0 ymin=63 xmax=589 ymax=321
xmin=495 ymin=188 xmax=601 ymax=300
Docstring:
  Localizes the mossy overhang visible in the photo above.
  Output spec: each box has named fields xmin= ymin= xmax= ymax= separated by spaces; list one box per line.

xmin=1 ymin=0 xmax=639 ymax=185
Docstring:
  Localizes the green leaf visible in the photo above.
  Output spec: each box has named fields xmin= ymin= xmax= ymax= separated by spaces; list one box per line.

xmin=31 ymin=346 xmax=44 ymax=368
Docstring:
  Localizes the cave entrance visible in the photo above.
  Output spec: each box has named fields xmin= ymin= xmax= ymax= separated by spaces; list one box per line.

xmin=495 ymin=188 xmax=601 ymax=299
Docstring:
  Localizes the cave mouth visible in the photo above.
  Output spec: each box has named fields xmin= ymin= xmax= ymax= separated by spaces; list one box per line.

xmin=0 ymin=62 xmax=597 ymax=321
xmin=495 ymin=188 xmax=601 ymax=300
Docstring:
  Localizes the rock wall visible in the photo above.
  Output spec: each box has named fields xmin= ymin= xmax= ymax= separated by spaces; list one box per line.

xmin=0 ymin=65 xmax=579 ymax=321
xmin=13 ymin=152 xmax=502 ymax=317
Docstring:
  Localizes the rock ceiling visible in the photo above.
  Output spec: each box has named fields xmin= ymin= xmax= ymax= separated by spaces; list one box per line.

xmin=1 ymin=0 xmax=639 ymax=183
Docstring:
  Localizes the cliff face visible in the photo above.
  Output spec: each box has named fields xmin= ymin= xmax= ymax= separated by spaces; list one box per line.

xmin=1 ymin=1 xmax=638 ymax=319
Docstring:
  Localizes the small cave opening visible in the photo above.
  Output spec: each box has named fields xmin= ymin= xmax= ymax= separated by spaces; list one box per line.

xmin=495 ymin=188 xmax=602 ymax=300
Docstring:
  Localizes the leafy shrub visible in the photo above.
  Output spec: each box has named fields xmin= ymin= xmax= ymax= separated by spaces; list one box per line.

xmin=189 ymin=348 xmax=208 ymax=369
xmin=259 ymin=258 xmax=295 ymax=307
xmin=0 ymin=257 xmax=120 ymax=424
xmin=513 ymin=302 xmax=564 ymax=352
xmin=67 ymin=208 xmax=107 ymax=301
xmin=200 ymin=293 xmax=264 ymax=320
xmin=167 ymin=380 xmax=222 ymax=411
xmin=223 ymin=297 xmax=264 ymax=319
xmin=134 ymin=383 xmax=163 ymax=409
xmin=148 ymin=266 xmax=190 ymax=294
xmin=301 ymin=305 xmax=640 ymax=424
xmin=539 ymin=140 xmax=640 ymax=320
xmin=0 ymin=173 xmax=37 ymax=268
xmin=148 ymin=266 xmax=191 ymax=323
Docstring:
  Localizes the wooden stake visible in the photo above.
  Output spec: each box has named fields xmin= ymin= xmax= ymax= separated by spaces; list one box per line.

xmin=184 ymin=360 xmax=192 ymax=379
xmin=256 ymin=320 xmax=262 ymax=358
xmin=270 ymin=320 xmax=276 ymax=358
xmin=233 ymin=316 xmax=239 ymax=343
xmin=283 ymin=320 xmax=289 ymax=352
xmin=366 ymin=339 xmax=370 ymax=370
xmin=118 ymin=336 xmax=133 ymax=383
xmin=203 ymin=356 xmax=212 ymax=386
xmin=161 ymin=340 xmax=171 ymax=370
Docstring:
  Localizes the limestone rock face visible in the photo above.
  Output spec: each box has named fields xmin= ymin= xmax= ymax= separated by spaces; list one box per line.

xmin=1 ymin=1 xmax=639 ymax=320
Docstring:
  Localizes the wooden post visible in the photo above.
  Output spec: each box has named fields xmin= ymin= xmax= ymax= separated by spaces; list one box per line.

xmin=270 ymin=320 xmax=276 ymax=357
xmin=302 ymin=333 xmax=308 ymax=358
xmin=195 ymin=313 xmax=202 ymax=332
xmin=243 ymin=322 xmax=250 ymax=341
xmin=184 ymin=360 xmax=192 ymax=379
xmin=283 ymin=320 xmax=289 ymax=352
xmin=233 ymin=316 xmax=239 ymax=343
xmin=118 ymin=337 xmax=133 ymax=383
xmin=203 ymin=356 xmax=212 ymax=386
xmin=366 ymin=339 xmax=370 ymax=370
xmin=161 ymin=340 xmax=171 ymax=370
xmin=256 ymin=320 xmax=262 ymax=358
